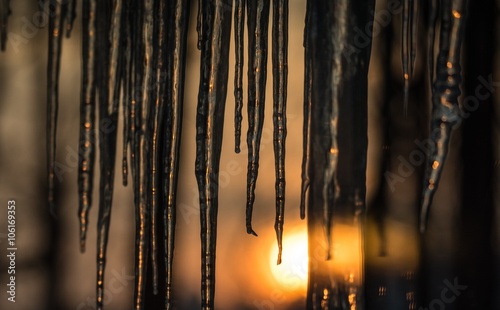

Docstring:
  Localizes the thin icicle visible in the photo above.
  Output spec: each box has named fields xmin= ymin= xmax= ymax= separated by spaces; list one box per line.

xmin=121 ymin=0 xmax=132 ymax=187
xmin=47 ymin=0 xmax=68 ymax=215
xmin=245 ymin=0 xmax=270 ymax=237
xmin=78 ymin=0 xmax=97 ymax=253
xmin=163 ymin=1 xmax=190 ymax=308
xmin=0 ymin=0 xmax=10 ymax=51
xmin=411 ymin=0 xmax=418 ymax=75
xmin=196 ymin=0 xmax=204 ymax=50
xmin=195 ymin=1 xmax=233 ymax=308
xmin=149 ymin=0 xmax=165 ymax=295
xmin=300 ymin=0 xmax=312 ymax=220
xmin=95 ymin=0 xmax=123 ymax=308
xmin=401 ymin=0 xmax=413 ymax=112
xmin=65 ymin=0 xmax=77 ymax=38
xmin=427 ymin=0 xmax=439 ymax=88
xmin=133 ymin=0 xmax=154 ymax=308
xmin=233 ymin=0 xmax=245 ymax=153
xmin=420 ymin=0 xmax=467 ymax=232
xmin=271 ymin=0 xmax=288 ymax=265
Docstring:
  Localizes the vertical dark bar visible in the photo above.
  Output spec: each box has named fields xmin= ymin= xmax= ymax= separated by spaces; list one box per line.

xmin=306 ymin=0 xmax=374 ymax=308
xmin=458 ymin=0 xmax=495 ymax=308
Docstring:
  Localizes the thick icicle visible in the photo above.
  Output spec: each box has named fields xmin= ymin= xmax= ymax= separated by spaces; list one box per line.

xmin=95 ymin=0 xmax=124 ymax=308
xmin=300 ymin=0 xmax=312 ymax=220
xmin=271 ymin=0 xmax=288 ymax=265
xmin=233 ymin=0 xmax=245 ymax=153
xmin=163 ymin=1 xmax=190 ymax=308
xmin=47 ymin=0 xmax=68 ymax=214
xmin=0 ymin=0 xmax=10 ymax=51
xmin=420 ymin=0 xmax=467 ymax=232
xmin=305 ymin=0 xmax=373 ymax=307
xmin=133 ymin=0 xmax=153 ymax=308
xmin=245 ymin=0 xmax=270 ymax=237
xmin=195 ymin=1 xmax=233 ymax=308
xmin=78 ymin=0 xmax=97 ymax=253
xmin=65 ymin=0 xmax=77 ymax=38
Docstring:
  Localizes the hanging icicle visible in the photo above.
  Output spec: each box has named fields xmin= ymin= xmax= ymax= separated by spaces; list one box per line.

xmin=94 ymin=0 xmax=124 ymax=308
xmin=245 ymin=0 xmax=270 ymax=237
xmin=78 ymin=0 xmax=97 ymax=254
xmin=271 ymin=0 xmax=288 ymax=265
xmin=401 ymin=0 xmax=418 ymax=112
xmin=304 ymin=0 xmax=373 ymax=307
xmin=233 ymin=0 xmax=245 ymax=153
xmin=420 ymin=0 xmax=467 ymax=232
xmin=133 ymin=0 xmax=154 ymax=308
xmin=300 ymin=0 xmax=312 ymax=220
xmin=47 ymin=0 xmax=69 ymax=214
xmin=195 ymin=0 xmax=233 ymax=308
xmin=163 ymin=1 xmax=190 ymax=307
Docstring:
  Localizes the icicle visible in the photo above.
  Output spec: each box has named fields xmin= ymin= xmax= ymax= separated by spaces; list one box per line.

xmin=420 ymin=0 xmax=467 ymax=232
xmin=65 ymin=0 xmax=77 ymax=38
xmin=0 ymin=0 xmax=10 ymax=51
xmin=401 ymin=0 xmax=416 ymax=112
xmin=245 ymin=0 xmax=270 ymax=237
xmin=233 ymin=0 xmax=245 ymax=153
xmin=95 ymin=0 xmax=124 ymax=308
xmin=195 ymin=1 xmax=233 ymax=308
xmin=196 ymin=0 xmax=203 ymax=50
xmin=133 ymin=0 xmax=154 ymax=308
xmin=427 ymin=0 xmax=439 ymax=88
xmin=78 ymin=0 xmax=97 ymax=253
xmin=305 ymin=0 xmax=373 ymax=307
xmin=47 ymin=0 xmax=68 ymax=214
xmin=149 ymin=0 xmax=164 ymax=295
xmin=271 ymin=0 xmax=288 ymax=265
xmin=163 ymin=1 xmax=190 ymax=308
xmin=122 ymin=0 xmax=136 ymax=187
xmin=300 ymin=0 xmax=312 ymax=220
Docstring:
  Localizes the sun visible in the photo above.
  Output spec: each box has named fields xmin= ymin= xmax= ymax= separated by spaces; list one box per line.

xmin=269 ymin=229 xmax=308 ymax=291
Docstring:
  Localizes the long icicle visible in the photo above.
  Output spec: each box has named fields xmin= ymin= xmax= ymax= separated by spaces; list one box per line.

xmin=163 ymin=1 xmax=190 ymax=308
xmin=0 ymin=0 xmax=10 ymax=51
xmin=149 ymin=0 xmax=164 ymax=294
xmin=420 ymin=0 xmax=467 ymax=232
xmin=95 ymin=0 xmax=124 ymax=308
xmin=245 ymin=0 xmax=270 ymax=237
xmin=271 ymin=0 xmax=288 ymax=265
xmin=300 ymin=0 xmax=312 ymax=220
xmin=134 ymin=0 xmax=153 ymax=308
xmin=78 ymin=0 xmax=97 ymax=253
xmin=233 ymin=0 xmax=245 ymax=153
xmin=121 ymin=0 xmax=132 ymax=187
xmin=195 ymin=1 xmax=233 ymax=308
xmin=47 ymin=0 xmax=68 ymax=214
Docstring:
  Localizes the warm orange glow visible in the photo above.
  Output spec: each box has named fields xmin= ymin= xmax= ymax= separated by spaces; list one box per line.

xmin=269 ymin=229 xmax=308 ymax=291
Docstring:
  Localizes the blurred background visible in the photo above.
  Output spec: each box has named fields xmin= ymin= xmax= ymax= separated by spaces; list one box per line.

xmin=0 ymin=0 xmax=499 ymax=309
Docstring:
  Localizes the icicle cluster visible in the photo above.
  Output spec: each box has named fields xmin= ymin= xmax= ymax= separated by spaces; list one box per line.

xmin=43 ymin=0 xmax=289 ymax=309
xmin=0 ymin=0 xmax=469 ymax=308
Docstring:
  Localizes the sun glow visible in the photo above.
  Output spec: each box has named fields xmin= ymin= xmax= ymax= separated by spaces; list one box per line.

xmin=269 ymin=229 xmax=308 ymax=291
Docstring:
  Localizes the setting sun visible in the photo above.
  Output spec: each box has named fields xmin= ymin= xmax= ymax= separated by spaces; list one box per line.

xmin=269 ymin=229 xmax=309 ymax=291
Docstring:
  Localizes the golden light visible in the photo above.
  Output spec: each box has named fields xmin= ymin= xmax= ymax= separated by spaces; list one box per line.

xmin=269 ymin=228 xmax=308 ymax=291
